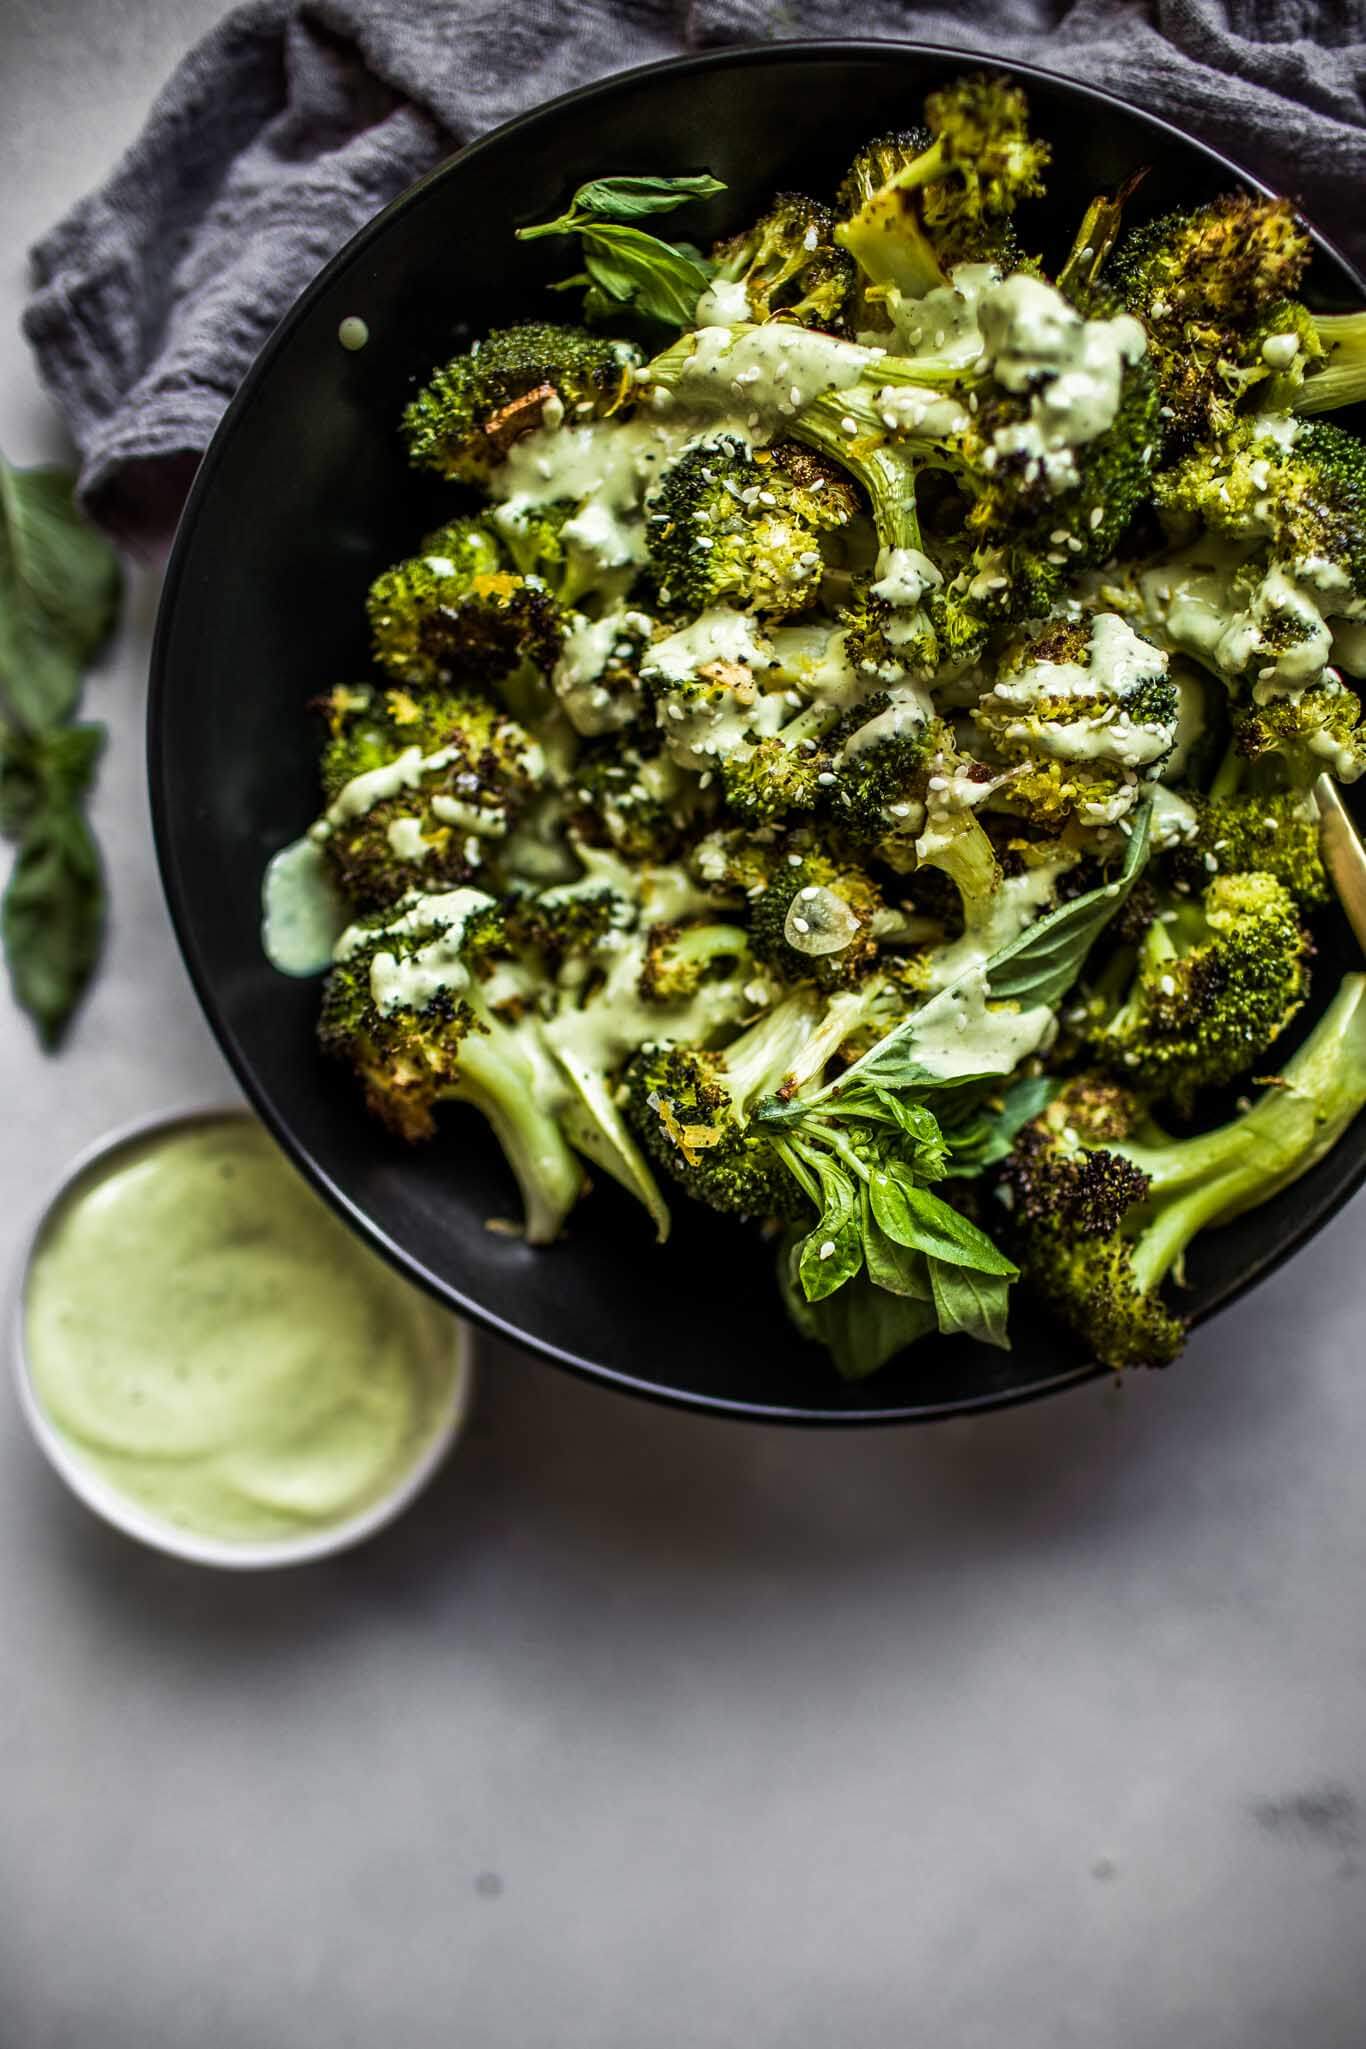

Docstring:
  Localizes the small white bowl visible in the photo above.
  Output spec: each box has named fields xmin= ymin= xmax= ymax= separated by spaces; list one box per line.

xmin=11 ymin=1106 xmax=475 ymax=1570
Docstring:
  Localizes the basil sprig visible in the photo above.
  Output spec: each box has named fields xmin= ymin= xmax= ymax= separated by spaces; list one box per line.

xmin=0 ymin=454 xmax=121 ymax=1046
xmin=768 ymin=806 xmax=1154 ymax=1377
xmin=518 ymin=172 xmax=726 ymax=330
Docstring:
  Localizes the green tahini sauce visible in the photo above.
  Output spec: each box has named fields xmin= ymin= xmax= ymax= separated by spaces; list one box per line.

xmin=24 ymin=1117 xmax=461 ymax=1545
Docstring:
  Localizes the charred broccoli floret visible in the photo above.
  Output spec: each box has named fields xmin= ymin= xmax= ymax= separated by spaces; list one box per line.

xmin=647 ymin=436 xmax=858 ymax=618
xmin=709 ymin=195 xmax=855 ymax=332
xmin=1001 ymin=976 xmax=1366 ymax=1367
xmin=971 ymin=612 xmax=1177 ymax=831
xmin=1084 ymin=870 xmax=1311 ymax=1111
xmin=315 ymin=685 xmax=545 ymax=908
xmin=1110 ymin=195 xmax=1312 ymax=444
xmin=1169 ymin=787 xmax=1329 ymax=909
xmin=1155 ymin=415 xmax=1366 ymax=608
xmin=368 ymin=533 xmax=564 ymax=706
xmin=320 ymin=888 xmax=583 ymax=1240
xmin=836 ymin=77 xmax=1049 ymax=299
xmin=1232 ymin=677 xmax=1366 ymax=784
xmin=401 ymin=323 xmax=639 ymax=483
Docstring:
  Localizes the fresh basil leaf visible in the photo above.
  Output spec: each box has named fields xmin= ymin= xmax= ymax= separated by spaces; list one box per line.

xmin=797 ymin=1190 xmax=864 ymax=1302
xmin=518 ymin=173 xmax=725 ymax=239
xmin=860 ymin=1190 xmax=933 ymax=1299
xmin=579 ymin=223 xmax=714 ymax=328
xmin=928 ymin=1260 xmax=1013 ymax=1350
xmin=1 ymin=722 xmax=105 ymax=1047
xmin=943 ymin=1075 xmax=1060 ymax=1177
xmin=988 ymin=799 xmax=1152 ymax=1011
xmin=567 ymin=174 xmax=727 ymax=224
xmin=0 ymin=458 xmax=121 ymax=731
xmin=802 ymin=1273 xmax=939 ymax=1381
xmin=872 ymin=1175 xmax=1018 ymax=1275
xmin=806 ymin=800 xmax=1153 ymax=1103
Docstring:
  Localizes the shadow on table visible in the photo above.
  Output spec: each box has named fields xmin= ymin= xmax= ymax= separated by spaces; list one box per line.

xmin=36 ymin=1192 xmax=1334 ymax=1678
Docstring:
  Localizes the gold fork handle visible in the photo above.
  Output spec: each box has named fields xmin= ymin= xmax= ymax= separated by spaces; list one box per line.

xmin=1315 ymin=773 xmax=1366 ymax=959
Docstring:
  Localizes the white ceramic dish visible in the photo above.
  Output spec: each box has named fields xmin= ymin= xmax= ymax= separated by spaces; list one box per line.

xmin=11 ymin=1106 xmax=475 ymax=1570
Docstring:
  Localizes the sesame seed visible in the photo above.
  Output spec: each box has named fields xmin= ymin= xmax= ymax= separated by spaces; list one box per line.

xmin=840 ymin=415 xmax=858 ymax=435
xmin=793 ymin=917 xmax=811 ymax=934
xmin=816 ymin=771 xmax=837 ymax=786
xmin=818 ymin=1240 xmax=835 ymax=1260
xmin=1088 ymin=506 xmax=1104 ymax=529
xmin=799 ymin=885 xmax=819 ymax=900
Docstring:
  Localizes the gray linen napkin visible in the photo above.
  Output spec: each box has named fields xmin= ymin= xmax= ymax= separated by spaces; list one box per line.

xmin=21 ymin=0 xmax=1366 ymax=554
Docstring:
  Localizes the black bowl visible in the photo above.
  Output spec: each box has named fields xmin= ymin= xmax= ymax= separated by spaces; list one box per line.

xmin=150 ymin=41 xmax=1366 ymax=1422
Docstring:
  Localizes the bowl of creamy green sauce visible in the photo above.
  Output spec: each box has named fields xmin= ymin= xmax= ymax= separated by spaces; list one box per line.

xmin=13 ymin=1109 xmax=473 ymax=1568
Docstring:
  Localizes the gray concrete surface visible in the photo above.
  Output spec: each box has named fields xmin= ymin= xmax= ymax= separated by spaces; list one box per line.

xmin=2 ymin=8 xmax=1365 ymax=2045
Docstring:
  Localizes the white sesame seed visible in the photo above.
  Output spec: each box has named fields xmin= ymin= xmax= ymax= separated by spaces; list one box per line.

xmin=818 ymin=1240 xmax=835 ymax=1260
xmin=793 ymin=917 xmax=811 ymax=934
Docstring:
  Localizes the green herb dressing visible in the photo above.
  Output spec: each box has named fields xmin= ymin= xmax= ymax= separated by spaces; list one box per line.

xmin=24 ymin=1118 xmax=461 ymax=1545
xmin=261 ymin=835 xmax=350 ymax=976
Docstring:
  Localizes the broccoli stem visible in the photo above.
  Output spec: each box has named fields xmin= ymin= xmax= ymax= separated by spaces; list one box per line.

xmin=447 ymin=1030 xmax=585 ymax=1244
xmin=1120 ymin=972 xmax=1366 ymax=1293
xmin=1290 ymin=313 xmax=1366 ymax=417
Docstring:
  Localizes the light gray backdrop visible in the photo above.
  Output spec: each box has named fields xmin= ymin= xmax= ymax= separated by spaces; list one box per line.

xmin=2 ymin=5 xmax=1364 ymax=2044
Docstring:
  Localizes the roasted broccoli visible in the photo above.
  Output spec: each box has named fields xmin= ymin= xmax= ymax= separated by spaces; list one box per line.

xmin=971 ymin=612 xmax=1177 ymax=831
xmin=1084 ymin=869 xmax=1311 ymax=1111
xmin=1001 ymin=975 xmax=1366 ymax=1366
xmin=320 ymin=888 xmax=584 ymax=1241
xmin=286 ymin=89 xmax=1366 ymax=1384
xmin=708 ymin=194 xmax=855 ymax=332
xmin=314 ymin=685 xmax=544 ymax=908
xmin=401 ymin=323 xmax=639 ymax=483
xmin=836 ymin=76 xmax=1049 ymax=300
xmin=646 ymin=435 xmax=858 ymax=618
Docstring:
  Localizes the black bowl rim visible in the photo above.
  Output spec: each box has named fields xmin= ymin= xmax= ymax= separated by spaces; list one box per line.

xmin=149 ymin=36 xmax=1366 ymax=1426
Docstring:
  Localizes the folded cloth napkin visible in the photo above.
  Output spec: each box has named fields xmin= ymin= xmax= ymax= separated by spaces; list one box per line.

xmin=22 ymin=0 xmax=1366 ymax=554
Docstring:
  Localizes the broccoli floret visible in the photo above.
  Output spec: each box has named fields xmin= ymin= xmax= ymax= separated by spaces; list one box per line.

xmin=836 ymin=78 xmax=1049 ymax=299
xmin=622 ymin=1034 xmax=814 ymax=1222
xmin=1169 ymin=788 xmax=1329 ymax=908
xmin=747 ymin=850 xmax=884 ymax=989
xmin=368 ymin=528 xmax=565 ymax=712
xmin=490 ymin=499 xmax=623 ymax=610
xmin=1155 ymin=415 xmax=1366 ymax=607
xmin=401 ymin=323 xmax=640 ymax=483
xmin=647 ymin=435 xmax=857 ymax=618
xmin=1001 ymin=975 xmax=1366 ymax=1367
xmin=1084 ymin=870 xmax=1311 ymax=1112
xmin=1233 ymin=677 xmax=1366 ymax=784
xmin=791 ymin=280 xmax=1159 ymax=613
xmin=320 ymin=887 xmax=584 ymax=1241
xmin=638 ymin=920 xmax=752 ymax=1003
xmin=709 ymin=194 xmax=855 ymax=332
xmin=623 ymin=977 xmax=910 ymax=1219
xmin=971 ymin=612 xmax=1177 ymax=831
xmin=566 ymin=735 xmax=698 ymax=863
xmin=550 ymin=607 xmax=655 ymax=737
xmin=315 ymin=685 xmax=545 ymax=909
xmin=1110 ymin=195 xmax=1312 ymax=444
xmin=717 ymin=702 xmax=845 ymax=825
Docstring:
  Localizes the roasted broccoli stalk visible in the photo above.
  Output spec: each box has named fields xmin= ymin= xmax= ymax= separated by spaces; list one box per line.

xmin=314 ymin=684 xmax=545 ymax=909
xmin=1001 ymin=975 xmax=1366 ymax=1367
xmin=320 ymin=888 xmax=584 ymax=1241
xmin=401 ymin=323 xmax=639 ymax=483
xmin=1084 ymin=869 xmax=1311 ymax=1112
